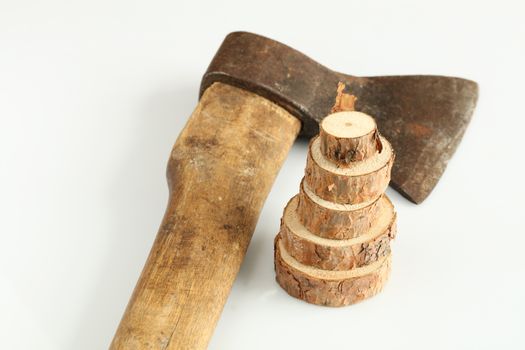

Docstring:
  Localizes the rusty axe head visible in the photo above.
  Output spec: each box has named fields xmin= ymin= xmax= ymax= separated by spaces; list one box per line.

xmin=200 ymin=32 xmax=478 ymax=204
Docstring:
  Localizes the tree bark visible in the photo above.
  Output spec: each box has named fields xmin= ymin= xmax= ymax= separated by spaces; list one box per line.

xmin=296 ymin=180 xmax=384 ymax=239
xmin=304 ymin=136 xmax=394 ymax=204
xmin=319 ymin=111 xmax=382 ymax=164
xmin=275 ymin=237 xmax=391 ymax=307
xmin=281 ymin=196 xmax=396 ymax=271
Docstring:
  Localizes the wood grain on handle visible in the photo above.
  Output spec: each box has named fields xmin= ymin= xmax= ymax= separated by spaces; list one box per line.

xmin=110 ymin=82 xmax=300 ymax=349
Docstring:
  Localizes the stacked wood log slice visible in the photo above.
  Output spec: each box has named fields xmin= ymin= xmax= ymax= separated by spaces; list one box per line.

xmin=274 ymin=111 xmax=397 ymax=307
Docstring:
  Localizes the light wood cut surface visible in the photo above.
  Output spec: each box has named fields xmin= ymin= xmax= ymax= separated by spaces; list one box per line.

xmin=319 ymin=111 xmax=381 ymax=164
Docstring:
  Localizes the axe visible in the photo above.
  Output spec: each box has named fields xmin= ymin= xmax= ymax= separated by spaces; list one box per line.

xmin=110 ymin=32 xmax=478 ymax=349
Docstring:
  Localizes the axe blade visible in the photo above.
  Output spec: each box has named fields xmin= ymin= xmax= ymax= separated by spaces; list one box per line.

xmin=340 ymin=74 xmax=479 ymax=203
xmin=201 ymin=32 xmax=479 ymax=203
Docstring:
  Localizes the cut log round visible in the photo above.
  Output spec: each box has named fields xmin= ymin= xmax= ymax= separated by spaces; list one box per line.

xmin=297 ymin=179 xmax=384 ymax=239
xmin=305 ymin=136 xmax=394 ymax=204
xmin=275 ymin=237 xmax=391 ymax=307
xmin=281 ymin=195 xmax=396 ymax=271
xmin=319 ymin=111 xmax=381 ymax=164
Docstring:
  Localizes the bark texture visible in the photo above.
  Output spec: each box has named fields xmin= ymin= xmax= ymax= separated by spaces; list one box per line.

xmin=281 ymin=197 xmax=396 ymax=271
xmin=319 ymin=117 xmax=382 ymax=164
xmin=111 ymin=82 xmax=300 ymax=350
xmin=305 ymin=137 xmax=394 ymax=204
xmin=275 ymin=237 xmax=391 ymax=307
xmin=297 ymin=180 xmax=384 ymax=239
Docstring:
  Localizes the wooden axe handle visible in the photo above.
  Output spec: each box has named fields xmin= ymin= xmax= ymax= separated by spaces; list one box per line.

xmin=110 ymin=82 xmax=300 ymax=349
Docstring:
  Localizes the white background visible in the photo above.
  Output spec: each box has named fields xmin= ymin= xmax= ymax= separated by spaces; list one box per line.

xmin=1 ymin=0 xmax=524 ymax=349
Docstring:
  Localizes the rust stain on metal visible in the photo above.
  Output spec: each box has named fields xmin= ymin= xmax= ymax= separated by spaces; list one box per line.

xmin=200 ymin=32 xmax=478 ymax=203
xmin=406 ymin=122 xmax=433 ymax=138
